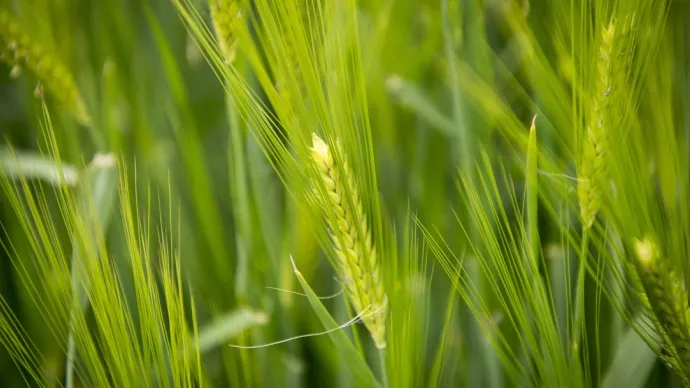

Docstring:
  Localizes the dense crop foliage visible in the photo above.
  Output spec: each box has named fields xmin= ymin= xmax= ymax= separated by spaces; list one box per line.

xmin=1 ymin=0 xmax=689 ymax=387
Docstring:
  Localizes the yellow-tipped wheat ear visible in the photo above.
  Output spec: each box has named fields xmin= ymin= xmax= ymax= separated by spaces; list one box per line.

xmin=578 ymin=21 xmax=615 ymax=228
xmin=209 ymin=0 xmax=241 ymax=65
xmin=0 ymin=9 xmax=89 ymax=125
xmin=634 ymin=237 xmax=690 ymax=380
xmin=310 ymin=133 xmax=387 ymax=349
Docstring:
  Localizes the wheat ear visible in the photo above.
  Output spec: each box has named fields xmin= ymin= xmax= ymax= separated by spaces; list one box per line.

xmin=634 ymin=237 xmax=690 ymax=381
xmin=0 ymin=9 xmax=89 ymax=125
xmin=578 ymin=21 xmax=615 ymax=228
xmin=310 ymin=133 xmax=387 ymax=349
xmin=209 ymin=0 xmax=241 ymax=65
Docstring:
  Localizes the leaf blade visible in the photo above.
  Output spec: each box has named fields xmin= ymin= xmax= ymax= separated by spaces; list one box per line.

xmin=292 ymin=260 xmax=382 ymax=388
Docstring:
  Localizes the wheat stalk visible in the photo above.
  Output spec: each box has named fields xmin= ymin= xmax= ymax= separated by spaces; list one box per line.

xmin=0 ymin=9 xmax=90 ymax=125
xmin=578 ymin=21 xmax=615 ymax=228
xmin=634 ymin=237 xmax=690 ymax=382
xmin=310 ymin=133 xmax=387 ymax=349
xmin=275 ymin=5 xmax=307 ymax=122
xmin=209 ymin=0 xmax=241 ymax=65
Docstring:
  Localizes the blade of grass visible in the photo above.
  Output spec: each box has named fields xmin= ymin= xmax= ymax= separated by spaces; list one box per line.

xmin=292 ymin=257 xmax=382 ymax=388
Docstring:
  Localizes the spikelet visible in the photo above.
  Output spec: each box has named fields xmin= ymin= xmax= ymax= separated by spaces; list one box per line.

xmin=578 ymin=21 xmax=615 ymax=228
xmin=310 ymin=133 xmax=387 ymax=348
xmin=0 ymin=9 xmax=89 ymax=125
xmin=634 ymin=237 xmax=690 ymax=380
xmin=209 ymin=0 xmax=242 ymax=65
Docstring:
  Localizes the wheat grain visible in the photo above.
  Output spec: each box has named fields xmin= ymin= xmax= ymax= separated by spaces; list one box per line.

xmin=578 ymin=21 xmax=615 ymax=228
xmin=0 ymin=9 xmax=90 ymax=125
xmin=209 ymin=0 xmax=242 ymax=65
xmin=310 ymin=133 xmax=387 ymax=349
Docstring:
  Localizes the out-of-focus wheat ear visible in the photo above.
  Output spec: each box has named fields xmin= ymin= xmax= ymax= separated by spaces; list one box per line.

xmin=634 ymin=237 xmax=690 ymax=381
xmin=310 ymin=133 xmax=388 ymax=349
xmin=578 ymin=21 xmax=615 ymax=228
xmin=0 ymin=9 xmax=90 ymax=126
xmin=209 ymin=0 xmax=241 ymax=65
xmin=627 ymin=255 xmax=683 ymax=375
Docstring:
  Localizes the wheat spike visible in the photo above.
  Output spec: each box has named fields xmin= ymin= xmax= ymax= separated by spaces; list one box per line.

xmin=634 ymin=237 xmax=690 ymax=381
xmin=0 ymin=9 xmax=90 ymax=125
xmin=310 ymin=133 xmax=387 ymax=348
xmin=578 ymin=21 xmax=615 ymax=228
xmin=209 ymin=0 xmax=242 ymax=65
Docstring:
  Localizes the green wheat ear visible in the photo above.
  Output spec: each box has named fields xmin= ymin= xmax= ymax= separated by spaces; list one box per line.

xmin=633 ymin=237 xmax=690 ymax=381
xmin=0 ymin=9 xmax=90 ymax=126
xmin=310 ymin=133 xmax=387 ymax=349
xmin=209 ymin=0 xmax=241 ymax=65
xmin=578 ymin=21 xmax=615 ymax=228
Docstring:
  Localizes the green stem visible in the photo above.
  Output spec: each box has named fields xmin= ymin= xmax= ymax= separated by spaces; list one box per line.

xmin=526 ymin=117 xmax=539 ymax=273
xmin=572 ymin=228 xmax=590 ymax=353
xmin=379 ymin=348 xmax=389 ymax=388
xmin=440 ymin=0 xmax=470 ymax=170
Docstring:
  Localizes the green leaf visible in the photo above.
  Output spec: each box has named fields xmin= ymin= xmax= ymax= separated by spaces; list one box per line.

xmin=292 ymin=258 xmax=382 ymax=388
xmin=602 ymin=320 xmax=659 ymax=388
